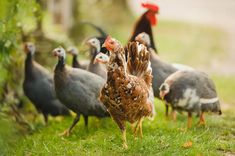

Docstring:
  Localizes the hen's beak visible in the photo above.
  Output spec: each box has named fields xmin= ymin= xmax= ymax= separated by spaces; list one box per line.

xmin=102 ymin=43 xmax=106 ymax=48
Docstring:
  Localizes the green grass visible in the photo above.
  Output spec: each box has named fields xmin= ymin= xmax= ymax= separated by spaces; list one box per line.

xmin=1 ymin=20 xmax=235 ymax=155
xmin=2 ymin=97 xmax=235 ymax=155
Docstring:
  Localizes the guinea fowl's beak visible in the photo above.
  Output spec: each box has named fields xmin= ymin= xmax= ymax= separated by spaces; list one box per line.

xmin=52 ymin=50 xmax=57 ymax=57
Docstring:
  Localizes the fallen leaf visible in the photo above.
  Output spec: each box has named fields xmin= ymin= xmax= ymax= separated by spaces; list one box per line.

xmin=182 ymin=141 xmax=193 ymax=148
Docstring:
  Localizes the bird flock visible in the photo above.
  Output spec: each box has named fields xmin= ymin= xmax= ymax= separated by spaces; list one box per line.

xmin=22 ymin=3 xmax=222 ymax=148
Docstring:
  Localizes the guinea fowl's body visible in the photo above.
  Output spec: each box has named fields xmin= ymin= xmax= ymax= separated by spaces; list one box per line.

xmin=53 ymin=48 xmax=109 ymax=135
xmin=149 ymin=50 xmax=178 ymax=97
xmin=162 ymin=70 xmax=221 ymax=113
xmin=54 ymin=62 xmax=108 ymax=117
xmin=160 ymin=70 xmax=221 ymax=127
xmin=23 ymin=51 xmax=70 ymax=122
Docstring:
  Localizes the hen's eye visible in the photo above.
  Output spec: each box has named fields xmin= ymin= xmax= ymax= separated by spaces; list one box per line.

xmin=99 ymin=56 xmax=103 ymax=59
xmin=58 ymin=50 xmax=61 ymax=53
xmin=110 ymin=41 xmax=114 ymax=44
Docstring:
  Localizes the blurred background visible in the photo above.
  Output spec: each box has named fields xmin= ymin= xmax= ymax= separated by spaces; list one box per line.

xmin=0 ymin=0 xmax=235 ymax=154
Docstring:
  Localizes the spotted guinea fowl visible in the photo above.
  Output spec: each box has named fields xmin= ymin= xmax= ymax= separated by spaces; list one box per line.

xmin=52 ymin=47 xmax=109 ymax=136
xmin=85 ymin=38 xmax=107 ymax=79
xmin=159 ymin=70 xmax=222 ymax=128
xmin=23 ymin=42 xmax=70 ymax=124
xmin=67 ymin=47 xmax=88 ymax=69
xmin=95 ymin=36 xmax=153 ymax=148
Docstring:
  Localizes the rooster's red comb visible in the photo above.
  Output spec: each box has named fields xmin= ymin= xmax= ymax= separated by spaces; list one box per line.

xmin=141 ymin=3 xmax=159 ymax=12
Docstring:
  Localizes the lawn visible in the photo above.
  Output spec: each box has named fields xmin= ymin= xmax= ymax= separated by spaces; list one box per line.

xmin=1 ymin=20 xmax=235 ymax=155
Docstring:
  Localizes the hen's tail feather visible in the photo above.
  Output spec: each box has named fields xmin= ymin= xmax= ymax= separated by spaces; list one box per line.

xmin=127 ymin=42 xmax=152 ymax=87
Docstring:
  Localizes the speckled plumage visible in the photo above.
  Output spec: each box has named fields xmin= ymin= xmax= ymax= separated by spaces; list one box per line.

xmin=159 ymin=70 xmax=222 ymax=127
xmin=100 ymin=40 xmax=153 ymax=148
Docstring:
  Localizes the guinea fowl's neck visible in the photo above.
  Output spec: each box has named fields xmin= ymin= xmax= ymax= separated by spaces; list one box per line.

xmin=25 ymin=53 xmax=34 ymax=80
xmin=56 ymin=57 xmax=65 ymax=71
xmin=72 ymin=55 xmax=80 ymax=68
xmin=88 ymin=47 xmax=102 ymax=69
xmin=129 ymin=11 xmax=157 ymax=52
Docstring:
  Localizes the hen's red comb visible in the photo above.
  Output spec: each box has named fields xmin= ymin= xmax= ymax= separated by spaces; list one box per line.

xmin=141 ymin=3 xmax=159 ymax=12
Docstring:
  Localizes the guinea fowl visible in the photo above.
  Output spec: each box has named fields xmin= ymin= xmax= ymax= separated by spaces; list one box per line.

xmin=159 ymin=70 xmax=222 ymax=128
xmin=23 ymin=42 xmax=70 ymax=124
xmin=67 ymin=47 xmax=88 ymax=69
xmin=85 ymin=38 xmax=107 ymax=79
xmin=52 ymin=47 xmax=109 ymax=136
xmin=95 ymin=36 xmax=153 ymax=148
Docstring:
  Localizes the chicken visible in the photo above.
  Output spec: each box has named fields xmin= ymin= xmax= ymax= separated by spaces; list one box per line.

xmin=95 ymin=36 xmax=153 ymax=148
xmin=23 ymin=43 xmax=70 ymax=124
xmin=67 ymin=47 xmax=89 ymax=69
xmin=85 ymin=38 xmax=107 ymax=79
xmin=52 ymin=46 xmax=109 ymax=136
xmin=128 ymin=3 xmax=159 ymax=52
xmin=159 ymin=70 xmax=222 ymax=128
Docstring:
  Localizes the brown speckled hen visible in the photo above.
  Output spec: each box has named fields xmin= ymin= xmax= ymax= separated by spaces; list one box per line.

xmin=95 ymin=36 xmax=153 ymax=148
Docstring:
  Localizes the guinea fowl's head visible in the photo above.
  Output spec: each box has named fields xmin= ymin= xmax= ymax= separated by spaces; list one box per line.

xmin=52 ymin=47 xmax=66 ymax=60
xmin=102 ymin=35 xmax=121 ymax=52
xmin=94 ymin=52 xmax=110 ymax=64
xmin=67 ymin=47 xmax=78 ymax=56
xmin=86 ymin=38 xmax=101 ymax=52
xmin=142 ymin=3 xmax=159 ymax=26
xmin=135 ymin=32 xmax=151 ymax=46
xmin=24 ymin=42 xmax=36 ymax=55
xmin=159 ymin=83 xmax=170 ymax=100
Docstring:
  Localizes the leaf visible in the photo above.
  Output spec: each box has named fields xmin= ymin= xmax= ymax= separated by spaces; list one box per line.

xmin=182 ymin=141 xmax=193 ymax=148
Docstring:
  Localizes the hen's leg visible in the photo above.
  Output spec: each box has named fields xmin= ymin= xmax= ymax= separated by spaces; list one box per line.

xmin=171 ymin=109 xmax=177 ymax=121
xmin=113 ymin=118 xmax=127 ymax=149
xmin=60 ymin=113 xmax=80 ymax=136
xmin=122 ymin=128 xmax=128 ymax=149
xmin=197 ymin=112 xmax=206 ymax=126
xmin=139 ymin=118 xmax=143 ymax=139
xmin=187 ymin=112 xmax=192 ymax=128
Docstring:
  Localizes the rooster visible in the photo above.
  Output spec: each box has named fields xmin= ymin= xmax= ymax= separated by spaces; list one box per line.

xmin=95 ymin=36 xmax=153 ymax=148
xmin=128 ymin=3 xmax=159 ymax=52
